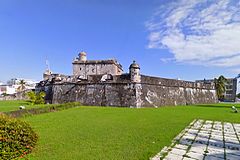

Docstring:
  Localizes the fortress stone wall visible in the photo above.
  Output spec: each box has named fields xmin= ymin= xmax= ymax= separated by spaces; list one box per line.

xmin=37 ymin=52 xmax=217 ymax=107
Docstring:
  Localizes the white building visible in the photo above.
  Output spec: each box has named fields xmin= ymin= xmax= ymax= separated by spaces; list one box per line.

xmin=236 ymin=76 xmax=240 ymax=94
xmin=0 ymin=78 xmax=38 ymax=95
xmin=0 ymin=85 xmax=16 ymax=95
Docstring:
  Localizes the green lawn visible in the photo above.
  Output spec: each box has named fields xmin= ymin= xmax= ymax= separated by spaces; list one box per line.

xmin=0 ymin=100 xmax=31 ymax=112
xmin=21 ymin=103 xmax=240 ymax=160
xmin=0 ymin=100 xmax=60 ymax=113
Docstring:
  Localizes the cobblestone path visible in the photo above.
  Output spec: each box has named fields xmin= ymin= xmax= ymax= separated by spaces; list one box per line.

xmin=151 ymin=119 xmax=240 ymax=160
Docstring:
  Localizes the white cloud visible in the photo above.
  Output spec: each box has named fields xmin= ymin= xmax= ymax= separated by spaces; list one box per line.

xmin=160 ymin=57 xmax=175 ymax=63
xmin=229 ymin=68 xmax=240 ymax=74
xmin=146 ymin=0 xmax=240 ymax=67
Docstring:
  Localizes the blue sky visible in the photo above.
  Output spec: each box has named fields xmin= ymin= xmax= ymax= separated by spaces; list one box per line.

xmin=0 ymin=0 xmax=240 ymax=83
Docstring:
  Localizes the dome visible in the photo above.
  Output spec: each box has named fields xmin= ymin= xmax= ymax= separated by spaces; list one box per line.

xmin=129 ymin=60 xmax=140 ymax=69
xmin=79 ymin=51 xmax=87 ymax=56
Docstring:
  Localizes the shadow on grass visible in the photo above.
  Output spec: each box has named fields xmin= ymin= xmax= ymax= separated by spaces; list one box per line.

xmin=19 ymin=102 xmax=30 ymax=106
xmin=192 ymin=104 xmax=239 ymax=109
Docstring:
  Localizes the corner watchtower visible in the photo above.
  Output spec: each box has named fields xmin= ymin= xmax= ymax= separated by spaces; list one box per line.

xmin=129 ymin=60 xmax=141 ymax=83
xmin=78 ymin=51 xmax=87 ymax=61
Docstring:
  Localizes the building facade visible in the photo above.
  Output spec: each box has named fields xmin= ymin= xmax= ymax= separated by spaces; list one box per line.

xmin=72 ymin=52 xmax=123 ymax=79
xmin=196 ymin=78 xmax=237 ymax=102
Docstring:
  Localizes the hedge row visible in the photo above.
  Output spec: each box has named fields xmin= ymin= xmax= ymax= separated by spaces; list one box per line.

xmin=5 ymin=102 xmax=81 ymax=118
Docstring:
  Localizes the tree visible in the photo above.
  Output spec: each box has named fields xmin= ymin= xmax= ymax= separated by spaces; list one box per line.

xmin=26 ymin=91 xmax=46 ymax=105
xmin=214 ymin=75 xmax=228 ymax=101
xmin=237 ymin=93 xmax=240 ymax=99
xmin=7 ymin=78 xmax=17 ymax=85
xmin=17 ymin=79 xmax=26 ymax=92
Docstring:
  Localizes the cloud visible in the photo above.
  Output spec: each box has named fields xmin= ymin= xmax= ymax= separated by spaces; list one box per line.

xmin=229 ymin=68 xmax=240 ymax=74
xmin=160 ymin=57 xmax=175 ymax=63
xmin=146 ymin=0 xmax=240 ymax=67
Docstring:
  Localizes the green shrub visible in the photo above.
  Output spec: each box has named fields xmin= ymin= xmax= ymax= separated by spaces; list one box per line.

xmin=6 ymin=102 xmax=81 ymax=118
xmin=0 ymin=114 xmax=38 ymax=160
xmin=26 ymin=91 xmax=46 ymax=105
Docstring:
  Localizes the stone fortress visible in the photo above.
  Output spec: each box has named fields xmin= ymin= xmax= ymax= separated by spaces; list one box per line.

xmin=37 ymin=52 xmax=217 ymax=107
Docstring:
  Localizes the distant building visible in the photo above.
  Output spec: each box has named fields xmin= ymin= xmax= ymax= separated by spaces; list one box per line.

xmin=0 ymin=85 xmax=16 ymax=95
xmin=0 ymin=78 xmax=38 ymax=95
xmin=236 ymin=75 xmax=240 ymax=95
xmin=196 ymin=78 xmax=237 ymax=102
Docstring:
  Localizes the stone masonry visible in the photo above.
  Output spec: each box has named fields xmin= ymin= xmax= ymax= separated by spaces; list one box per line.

xmin=36 ymin=52 xmax=217 ymax=107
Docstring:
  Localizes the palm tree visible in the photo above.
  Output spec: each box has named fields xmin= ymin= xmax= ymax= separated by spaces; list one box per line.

xmin=214 ymin=75 xmax=228 ymax=101
xmin=17 ymin=79 xmax=26 ymax=92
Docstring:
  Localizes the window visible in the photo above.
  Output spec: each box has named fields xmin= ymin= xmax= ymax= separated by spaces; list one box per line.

xmin=226 ymin=91 xmax=233 ymax=94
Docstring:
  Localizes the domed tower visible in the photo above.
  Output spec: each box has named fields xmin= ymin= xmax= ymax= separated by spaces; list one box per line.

xmin=78 ymin=51 xmax=87 ymax=61
xmin=43 ymin=69 xmax=52 ymax=80
xmin=43 ymin=59 xmax=52 ymax=80
xmin=129 ymin=60 xmax=141 ymax=83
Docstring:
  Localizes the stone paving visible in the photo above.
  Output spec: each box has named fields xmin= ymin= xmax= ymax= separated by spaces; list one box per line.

xmin=151 ymin=120 xmax=240 ymax=160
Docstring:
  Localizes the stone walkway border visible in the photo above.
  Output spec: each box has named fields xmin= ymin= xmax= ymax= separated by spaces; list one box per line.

xmin=151 ymin=119 xmax=240 ymax=160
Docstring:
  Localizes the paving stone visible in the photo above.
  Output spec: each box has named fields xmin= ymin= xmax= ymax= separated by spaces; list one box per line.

xmin=225 ymin=137 xmax=239 ymax=143
xmin=151 ymin=120 xmax=240 ymax=160
xmin=211 ymin=131 xmax=223 ymax=136
xmin=163 ymin=152 xmax=183 ymax=160
xmin=205 ymin=151 xmax=224 ymax=159
xmin=188 ymin=129 xmax=199 ymax=133
xmin=226 ymin=153 xmax=240 ymax=160
xmin=183 ymin=134 xmax=196 ymax=140
xmin=179 ymin=139 xmax=193 ymax=146
xmin=208 ymin=140 xmax=224 ymax=148
xmin=225 ymin=149 xmax=240 ymax=156
xmin=225 ymin=143 xmax=240 ymax=150
xmin=207 ymin=146 xmax=224 ymax=155
xmin=174 ymin=144 xmax=188 ymax=150
xmin=211 ymin=135 xmax=223 ymax=140
xmin=204 ymin=155 xmax=224 ymax=160
xmin=182 ymin=157 xmax=196 ymax=160
xmin=199 ymin=130 xmax=211 ymax=134
xmin=197 ymin=133 xmax=210 ymax=139
xmin=186 ymin=151 xmax=204 ymax=159
xmin=169 ymin=148 xmax=187 ymax=156
xmin=194 ymin=137 xmax=208 ymax=145
xmin=189 ymin=146 xmax=206 ymax=154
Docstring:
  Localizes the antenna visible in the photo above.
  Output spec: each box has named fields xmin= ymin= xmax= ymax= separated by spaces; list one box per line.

xmin=45 ymin=58 xmax=50 ymax=71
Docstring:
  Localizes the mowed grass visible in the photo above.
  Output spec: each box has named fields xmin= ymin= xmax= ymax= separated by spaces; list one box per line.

xmin=22 ymin=103 xmax=240 ymax=160
xmin=0 ymin=100 xmax=31 ymax=112
xmin=0 ymin=100 xmax=60 ymax=112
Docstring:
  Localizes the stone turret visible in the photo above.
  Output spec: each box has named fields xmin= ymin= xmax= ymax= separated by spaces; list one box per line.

xmin=78 ymin=51 xmax=87 ymax=61
xmin=43 ymin=59 xmax=52 ymax=80
xmin=129 ymin=60 xmax=141 ymax=83
xmin=43 ymin=69 xmax=52 ymax=80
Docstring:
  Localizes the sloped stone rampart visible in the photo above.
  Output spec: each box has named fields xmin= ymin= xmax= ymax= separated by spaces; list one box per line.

xmin=37 ymin=74 xmax=217 ymax=107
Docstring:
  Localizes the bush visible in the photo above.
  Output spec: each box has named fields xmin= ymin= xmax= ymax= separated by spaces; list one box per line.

xmin=0 ymin=114 xmax=38 ymax=159
xmin=26 ymin=91 xmax=46 ymax=105
xmin=6 ymin=102 xmax=81 ymax=118
xmin=1 ymin=93 xmax=8 ymax=97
